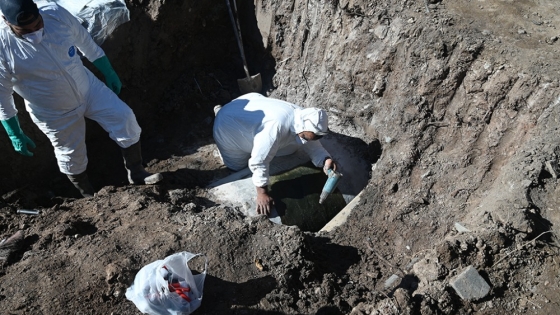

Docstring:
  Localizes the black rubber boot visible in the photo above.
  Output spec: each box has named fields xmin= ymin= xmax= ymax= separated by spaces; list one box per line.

xmin=67 ymin=172 xmax=95 ymax=198
xmin=122 ymin=141 xmax=163 ymax=185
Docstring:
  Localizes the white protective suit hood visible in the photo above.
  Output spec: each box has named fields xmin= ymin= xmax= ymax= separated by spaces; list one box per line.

xmin=294 ymin=107 xmax=329 ymax=135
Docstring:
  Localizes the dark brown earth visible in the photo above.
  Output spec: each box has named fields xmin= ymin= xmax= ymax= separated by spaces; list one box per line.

xmin=1 ymin=0 xmax=560 ymax=314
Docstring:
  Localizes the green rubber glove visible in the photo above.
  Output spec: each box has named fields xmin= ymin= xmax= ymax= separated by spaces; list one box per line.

xmin=92 ymin=55 xmax=122 ymax=95
xmin=1 ymin=116 xmax=36 ymax=157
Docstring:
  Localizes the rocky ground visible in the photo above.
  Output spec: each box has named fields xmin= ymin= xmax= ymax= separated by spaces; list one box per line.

xmin=1 ymin=0 xmax=560 ymax=314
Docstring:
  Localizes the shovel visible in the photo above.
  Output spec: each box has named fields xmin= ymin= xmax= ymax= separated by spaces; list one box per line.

xmin=225 ymin=0 xmax=262 ymax=94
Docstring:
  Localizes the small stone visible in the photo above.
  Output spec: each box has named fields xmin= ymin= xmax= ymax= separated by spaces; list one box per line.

xmin=421 ymin=170 xmax=432 ymax=178
xmin=393 ymin=288 xmax=411 ymax=309
xmin=450 ymin=266 xmax=490 ymax=300
xmin=455 ymin=222 xmax=471 ymax=233
xmin=521 ymin=179 xmax=532 ymax=188
xmin=545 ymin=160 xmax=559 ymax=178
xmin=413 ymin=258 xmax=442 ymax=283
xmin=405 ymin=257 xmax=420 ymax=269
xmin=384 ymin=274 xmax=400 ymax=288
xmin=260 ymin=298 xmax=273 ymax=309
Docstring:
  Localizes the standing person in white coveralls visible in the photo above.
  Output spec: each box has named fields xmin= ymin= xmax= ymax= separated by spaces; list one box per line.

xmin=0 ymin=0 xmax=162 ymax=197
xmin=213 ymin=93 xmax=338 ymax=215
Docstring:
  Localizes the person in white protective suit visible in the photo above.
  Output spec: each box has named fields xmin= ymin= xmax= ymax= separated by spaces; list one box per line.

xmin=0 ymin=0 xmax=162 ymax=197
xmin=213 ymin=92 xmax=338 ymax=215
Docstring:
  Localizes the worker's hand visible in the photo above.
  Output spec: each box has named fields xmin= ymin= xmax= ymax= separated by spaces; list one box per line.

xmin=256 ymin=186 xmax=274 ymax=215
xmin=1 ymin=116 xmax=36 ymax=157
xmin=92 ymin=56 xmax=122 ymax=95
xmin=12 ymin=133 xmax=36 ymax=156
xmin=104 ymin=71 xmax=122 ymax=95
xmin=323 ymin=158 xmax=337 ymax=175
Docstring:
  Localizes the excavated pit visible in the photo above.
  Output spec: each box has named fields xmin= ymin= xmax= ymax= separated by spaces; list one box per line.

xmin=1 ymin=1 xmax=560 ymax=314
xmin=207 ymin=133 xmax=378 ymax=232
xmin=269 ymin=164 xmax=348 ymax=232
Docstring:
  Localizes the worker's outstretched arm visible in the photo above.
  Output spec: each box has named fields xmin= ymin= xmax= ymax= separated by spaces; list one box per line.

xmin=249 ymin=123 xmax=283 ymax=215
xmin=1 ymin=116 xmax=36 ymax=156
xmin=92 ymin=56 xmax=122 ymax=95
xmin=302 ymin=139 xmax=338 ymax=174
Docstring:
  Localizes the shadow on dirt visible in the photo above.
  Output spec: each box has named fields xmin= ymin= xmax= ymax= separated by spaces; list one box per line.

xmin=5 ymin=233 xmax=39 ymax=266
xmin=198 ymin=274 xmax=278 ymax=313
xmin=160 ymin=168 xmax=228 ymax=189
xmin=308 ymin=236 xmax=360 ymax=276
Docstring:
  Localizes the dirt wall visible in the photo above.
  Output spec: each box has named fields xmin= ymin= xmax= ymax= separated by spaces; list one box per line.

xmin=254 ymin=0 xmax=560 ymax=247
xmin=254 ymin=0 xmax=560 ymax=312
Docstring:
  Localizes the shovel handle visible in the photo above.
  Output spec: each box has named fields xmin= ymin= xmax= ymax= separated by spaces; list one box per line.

xmin=225 ymin=0 xmax=251 ymax=79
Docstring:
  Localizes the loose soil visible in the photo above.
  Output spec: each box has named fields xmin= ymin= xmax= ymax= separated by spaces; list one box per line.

xmin=1 ymin=0 xmax=560 ymax=314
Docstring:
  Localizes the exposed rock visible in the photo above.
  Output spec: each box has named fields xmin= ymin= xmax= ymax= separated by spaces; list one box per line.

xmin=450 ymin=266 xmax=491 ymax=301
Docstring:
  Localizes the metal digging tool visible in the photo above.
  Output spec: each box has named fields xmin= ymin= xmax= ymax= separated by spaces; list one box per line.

xmin=225 ymin=0 xmax=262 ymax=94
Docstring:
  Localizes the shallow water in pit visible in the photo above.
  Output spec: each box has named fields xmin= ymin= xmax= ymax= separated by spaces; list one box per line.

xmin=269 ymin=163 xmax=346 ymax=232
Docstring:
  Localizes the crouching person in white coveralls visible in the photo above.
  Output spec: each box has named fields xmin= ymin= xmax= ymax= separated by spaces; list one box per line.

xmin=213 ymin=92 xmax=338 ymax=215
xmin=0 ymin=0 xmax=162 ymax=197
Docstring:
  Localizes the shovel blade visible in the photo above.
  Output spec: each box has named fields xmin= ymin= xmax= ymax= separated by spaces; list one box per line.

xmin=238 ymin=73 xmax=262 ymax=94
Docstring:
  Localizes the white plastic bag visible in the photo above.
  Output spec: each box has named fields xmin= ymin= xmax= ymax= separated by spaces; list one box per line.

xmin=126 ymin=252 xmax=208 ymax=315
xmin=42 ymin=0 xmax=130 ymax=45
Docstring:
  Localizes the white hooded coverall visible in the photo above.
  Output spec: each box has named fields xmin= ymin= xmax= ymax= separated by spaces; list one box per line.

xmin=213 ymin=93 xmax=331 ymax=188
xmin=0 ymin=2 xmax=140 ymax=175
